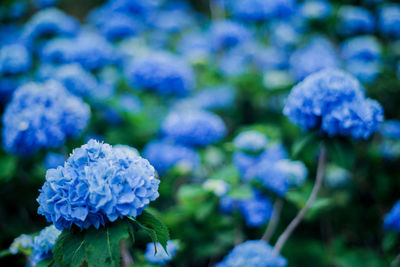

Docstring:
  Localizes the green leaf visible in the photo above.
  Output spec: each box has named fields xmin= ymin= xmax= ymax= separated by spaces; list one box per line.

xmin=53 ymin=220 xmax=134 ymax=267
xmin=292 ymin=131 xmax=320 ymax=159
xmin=129 ymin=210 xmax=170 ymax=253
xmin=325 ymin=139 xmax=355 ymax=169
xmin=35 ymin=259 xmax=55 ymax=267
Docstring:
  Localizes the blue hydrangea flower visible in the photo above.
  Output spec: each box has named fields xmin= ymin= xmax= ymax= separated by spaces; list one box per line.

xmin=284 ymin=69 xmax=384 ymax=139
xmin=106 ymin=0 xmax=161 ymax=16
xmin=379 ymin=140 xmax=400 ymax=160
xmin=324 ymin=164 xmax=350 ymax=189
xmin=344 ymin=60 xmax=381 ymax=84
xmin=268 ymin=21 xmax=301 ymax=48
xmin=148 ymin=8 xmax=195 ymax=33
xmin=337 ymin=6 xmax=375 ymax=36
xmin=37 ymin=139 xmax=160 ymax=230
xmin=0 ymin=44 xmax=31 ymax=75
xmin=127 ymin=53 xmax=195 ymax=96
xmin=215 ymin=240 xmax=287 ymax=267
xmin=143 ymin=140 xmax=200 ymax=175
xmin=44 ymin=152 xmax=66 ymax=169
xmin=93 ymin=11 xmax=143 ymax=41
xmin=384 ymin=200 xmax=400 ymax=232
xmin=238 ymin=194 xmax=273 ymax=227
xmin=2 ymin=80 xmax=90 ymax=155
xmin=117 ymin=93 xmax=142 ymax=114
xmin=34 ymin=0 xmax=58 ymax=9
xmin=290 ymin=37 xmax=340 ymax=81
xmin=53 ymin=63 xmax=97 ymax=97
xmin=234 ymin=130 xmax=268 ymax=154
xmin=177 ymin=31 xmax=211 ymax=62
xmin=22 ymin=8 xmax=79 ymax=43
xmin=379 ymin=5 xmax=400 ymax=39
xmin=9 ymin=234 xmax=33 ymax=255
xmin=40 ymin=38 xmax=76 ymax=64
xmin=113 ymin=144 xmax=140 ymax=160
xmin=229 ymin=0 xmax=295 ymax=21
xmin=275 ymin=159 xmax=308 ymax=187
xmin=145 ymin=240 xmax=179 ymax=265
xmin=341 ymin=36 xmax=381 ymax=62
xmin=299 ymin=0 xmax=332 ymax=21
xmin=380 ymin=120 xmax=400 ymax=140
xmin=252 ymin=159 xmax=291 ymax=196
xmin=161 ymin=110 xmax=226 ymax=147
xmin=210 ymin=21 xmax=252 ymax=51
xmin=30 ymin=225 xmax=61 ymax=266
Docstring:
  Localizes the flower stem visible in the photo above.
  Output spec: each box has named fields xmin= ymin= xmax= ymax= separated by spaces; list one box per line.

xmin=273 ymin=145 xmax=327 ymax=255
xmin=262 ymin=198 xmax=284 ymax=242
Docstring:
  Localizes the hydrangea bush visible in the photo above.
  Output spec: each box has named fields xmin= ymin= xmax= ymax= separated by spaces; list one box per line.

xmin=1 ymin=0 xmax=400 ymax=266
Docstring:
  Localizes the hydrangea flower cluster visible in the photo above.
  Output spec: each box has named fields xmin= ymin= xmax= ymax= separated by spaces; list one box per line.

xmin=161 ymin=110 xmax=226 ymax=147
xmin=37 ymin=139 xmax=160 ymax=230
xmin=384 ymin=200 xmax=400 ymax=232
xmin=378 ymin=4 xmax=400 ymax=39
xmin=31 ymin=225 xmax=61 ymax=266
xmin=127 ymin=53 xmax=195 ymax=96
xmin=210 ymin=21 xmax=252 ymax=51
xmin=380 ymin=120 xmax=400 ymax=140
xmin=215 ymin=240 xmax=287 ymax=267
xmin=9 ymin=234 xmax=33 ymax=255
xmin=143 ymin=140 xmax=200 ymax=175
xmin=0 ymin=44 xmax=31 ymax=75
xmin=219 ymin=192 xmax=273 ymax=227
xmin=44 ymin=152 xmax=66 ymax=169
xmin=337 ymin=6 xmax=374 ymax=36
xmin=22 ymin=8 xmax=79 ymax=43
xmin=145 ymin=240 xmax=179 ymax=265
xmin=290 ymin=37 xmax=339 ymax=81
xmin=2 ymin=80 xmax=90 ymax=155
xmin=234 ymin=130 xmax=269 ymax=154
xmin=284 ymin=69 xmax=384 ymax=139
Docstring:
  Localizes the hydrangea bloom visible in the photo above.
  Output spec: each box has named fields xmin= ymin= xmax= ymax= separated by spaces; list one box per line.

xmin=384 ymin=200 xmax=400 ymax=232
xmin=30 ymin=225 xmax=61 ymax=266
xmin=37 ymin=139 xmax=160 ymax=230
xmin=284 ymin=69 xmax=383 ymax=139
xmin=22 ymin=8 xmax=79 ymax=43
xmin=215 ymin=240 xmax=287 ymax=267
xmin=275 ymin=159 xmax=308 ymax=187
xmin=252 ymin=160 xmax=291 ymax=196
xmin=44 ymin=152 xmax=66 ymax=169
xmin=229 ymin=0 xmax=295 ymax=21
xmin=161 ymin=110 xmax=226 ymax=147
xmin=341 ymin=36 xmax=381 ymax=62
xmin=53 ymin=63 xmax=97 ymax=97
xmin=210 ymin=21 xmax=252 ymax=51
xmin=345 ymin=60 xmax=380 ymax=84
xmin=380 ymin=120 xmax=400 ymax=140
xmin=177 ymin=31 xmax=211 ymax=62
xmin=113 ymin=144 xmax=140 ymax=159
xmin=268 ymin=21 xmax=301 ymax=48
xmin=94 ymin=11 xmax=143 ymax=41
xmin=299 ymin=0 xmax=332 ymax=21
xmin=379 ymin=5 xmax=400 ymax=39
xmin=2 ymin=80 xmax=90 ymax=155
xmin=127 ymin=53 xmax=195 ymax=96
xmin=0 ymin=44 xmax=31 ymax=75
xmin=337 ymin=6 xmax=374 ymax=36
xmin=117 ymin=93 xmax=142 ymax=114
xmin=9 ymin=234 xmax=33 ymax=255
xmin=40 ymin=38 xmax=76 ymax=64
xmin=143 ymin=140 xmax=200 ymax=175
xmin=238 ymin=194 xmax=273 ymax=227
xmin=106 ymin=0 xmax=161 ymax=16
xmin=290 ymin=37 xmax=339 ymax=81
xmin=234 ymin=130 xmax=268 ymax=154
xmin=324 ymin=164 xmax=350 ymax=188
xmin=145 ymin=240 xmax=179 ymax=265
xmin=148 ymin=8 xmax=195 ymax=33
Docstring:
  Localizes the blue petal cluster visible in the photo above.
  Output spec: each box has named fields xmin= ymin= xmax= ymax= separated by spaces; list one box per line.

xmin=0 ymin=44 xmax=31 ymax=75
xmin=384 ymin=200 xmax=400 ymax=232
xmin=238 ymin=194 xmax=273 ymax=227
xmin=22 ymin=8 xmax=79 ymax=43
xmin=127 ymin=53 xmax=195 ymax=96
xmin=2 ymin=80 xmax=90 ymax=155
xmin=234 ymin=130 xmax=268 ymax=154
xmin=210 ymin=21 xmax=252 ymax=51
xmin=380 ymin=120 xmax=400 ymax=140
xmin=215 ymin=240 xmax=287 ymax=267
xmin=341 ymin=36 xmax=381 ymax=62
xmin=299 ymin=1 xmax=332 ymax=21
xmin=53 ymin=63 xmax=97 ymax=97
xmin=379 ymin=5 xmax=400 ymax=39
xmin=37 ymin=139 xmax=160 ymax=230
xmin=31 ymin=225 xmax=61 ymax=266
xmin=337 ymin=6 xmax=374 ymax=36
xmin=145 ymin=240 xmax=179 ymax=265
xmin=143 ymin=140 xmax=200 ymax=175
xmin=9 ymin=234 xmax=33 ymax=255
xmin=44 ymin=152 xmax=66 ymax=169
xmin=290 ymin=37 xmax=339 ymax=81
xmin=229 ymin=0 xmax=295 ymax=21
xmin=284 ymin=69 xmax=384 ymax=139
xmin=161 ymin=110 xmax=226 ymax=147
